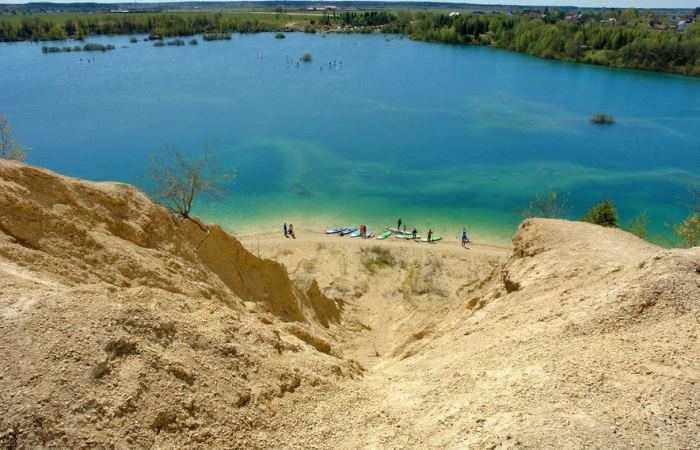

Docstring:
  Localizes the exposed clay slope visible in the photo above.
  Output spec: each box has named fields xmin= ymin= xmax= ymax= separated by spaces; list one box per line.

xmin=180 ymin=220 xmax=340 ymax=327
xmin=0 ymin=160 xmax=355 ymax=448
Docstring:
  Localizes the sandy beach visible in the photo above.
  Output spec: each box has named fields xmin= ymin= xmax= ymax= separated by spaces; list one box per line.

xmin=238 ymin=229 xmax=510 ymax=368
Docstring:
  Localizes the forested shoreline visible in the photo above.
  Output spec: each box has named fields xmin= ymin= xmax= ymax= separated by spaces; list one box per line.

xmin=1 ymin=8 xmax=699 ymax=76
xmin=399 ymin=11 xmax=700 ymax=77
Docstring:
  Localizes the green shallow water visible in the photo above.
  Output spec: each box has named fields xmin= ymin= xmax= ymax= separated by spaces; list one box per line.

xmin=2 ymin=33 xmax=699 ymax=243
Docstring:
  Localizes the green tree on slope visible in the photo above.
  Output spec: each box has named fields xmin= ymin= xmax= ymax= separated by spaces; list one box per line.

xmin=0 ymin=114 xmax=30 ymax=162
xmin=582 ymin=198 xmax=618 ymax=227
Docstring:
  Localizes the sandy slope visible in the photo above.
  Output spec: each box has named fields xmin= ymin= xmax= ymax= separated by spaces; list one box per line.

xmin=241 ymin=225 xmax=699 ymax=449
xmin=1 ymin=160 xmax=698 ymax=449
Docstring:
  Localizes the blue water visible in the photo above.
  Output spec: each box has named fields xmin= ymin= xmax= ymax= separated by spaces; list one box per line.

xmin=2 ymin=33 xmax=699 ymax=242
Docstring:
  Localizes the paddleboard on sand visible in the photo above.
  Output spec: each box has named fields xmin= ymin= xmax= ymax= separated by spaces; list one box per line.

xmin=421 ymin=236 xmax=443 ymax=243
xmin=350 ymin=230 xmax=362 ymax=237
xmin=395 ymin=233 xmax=421 ymax=240
xmin=340 ymin=227 xmax=357 ymax=236
xmin=377 ymin=231 xmax=392 ymax=240
xmin=365 ymin=231 xmax=375 ymax=238
xmin=325 ymin=227 xmax=343 ymax=234
xmin=385 ymin=227 xmax=410 ymax=234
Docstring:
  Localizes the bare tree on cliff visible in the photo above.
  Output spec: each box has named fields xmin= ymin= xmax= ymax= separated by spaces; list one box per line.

xmin=148 ymin=143 xmax=234 ymax=242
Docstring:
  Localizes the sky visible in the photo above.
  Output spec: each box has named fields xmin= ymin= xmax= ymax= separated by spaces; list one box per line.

xmin=1 ymin=0 xmax=697 ymax=7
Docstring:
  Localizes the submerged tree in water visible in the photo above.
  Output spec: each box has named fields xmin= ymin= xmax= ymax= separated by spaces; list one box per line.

xmin=148 ymin=143 xmax=234 ymax=224
xmin=0 ymin=114 xmax=30 ymax=162
xmin=520 ymin=189 xmax=572 ymax=219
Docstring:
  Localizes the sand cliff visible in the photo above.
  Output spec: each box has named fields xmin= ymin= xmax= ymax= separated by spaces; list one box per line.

xmin=0 ymin=160 xmax=697 ymax=448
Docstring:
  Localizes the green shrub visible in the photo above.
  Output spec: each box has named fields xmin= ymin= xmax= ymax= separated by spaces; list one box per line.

xmin=360 ymin=246 xmax=395 ymax=274
xmin=582 ymin=199 xmax=618 ymax=227
xmin=275 ymin=32 xmax=286 ymax=39
xmin=300 ymin=52 xmax=313 ymax=62
xmin=189 ymin=39 xmax=198 ymax=45
xmin=129 ymin=37 xmax=138 ymax=43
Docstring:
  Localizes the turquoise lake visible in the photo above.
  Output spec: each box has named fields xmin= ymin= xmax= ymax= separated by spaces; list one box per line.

xmin=2 ymin=33 xmax=699 ymax=243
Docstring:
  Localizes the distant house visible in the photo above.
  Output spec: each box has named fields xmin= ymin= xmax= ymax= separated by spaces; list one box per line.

xmin=307 ymin=5 xmax=338 ymax=11
xmin=449 ymin=12 xmax=460 ymax=17
xmin=677 ymin=20 xmax=691 ymax=32
xmin=565 ymin=14 xmax=583 ymax=24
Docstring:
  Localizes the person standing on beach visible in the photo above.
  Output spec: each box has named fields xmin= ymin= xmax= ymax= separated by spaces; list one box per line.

xmin=427 ymin=229 xmax=433 ymax=243
xmin=412 ymin=227 xmax=417 ymax=240
xmin=461 ymin=227 xmax=470 ymax=247
xmin=283 ymin=223 xmax=288 ymax=238
xmin=397 ymin=218 xmax=402 ymax=231
xmin=288 ymin=223 xmax=296 ymax=239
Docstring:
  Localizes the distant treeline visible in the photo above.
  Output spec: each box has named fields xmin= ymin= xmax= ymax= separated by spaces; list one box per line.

xmin=0 ymin=13 xmax=272 ymax=41
xmin=2 ymin=9 xmax=699 ymax=76
xmin=396 ymin=11 xmax=700 ymax=76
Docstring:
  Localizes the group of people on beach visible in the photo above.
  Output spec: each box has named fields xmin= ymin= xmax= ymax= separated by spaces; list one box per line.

xmin=282 ymin=223 xmax=296 ymax=239
xmin=397 ymin=218 xmax=469 ymax=246
xmin=281 ymin=220 xmax=470 ymax=247
xmin=397 ymin=218 xmax=422 ymax=240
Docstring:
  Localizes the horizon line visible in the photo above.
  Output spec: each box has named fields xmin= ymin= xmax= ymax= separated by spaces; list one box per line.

xmin=1 ymin=0 xmax=697 ymax=9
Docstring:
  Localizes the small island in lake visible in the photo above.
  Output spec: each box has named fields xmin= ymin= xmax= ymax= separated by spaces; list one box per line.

xmin=590 ymin=114 xmax=616 ymax=125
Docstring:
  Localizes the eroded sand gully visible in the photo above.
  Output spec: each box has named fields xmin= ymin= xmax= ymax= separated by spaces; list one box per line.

xmin=1 ymin=159 xmax=698 ymax=449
